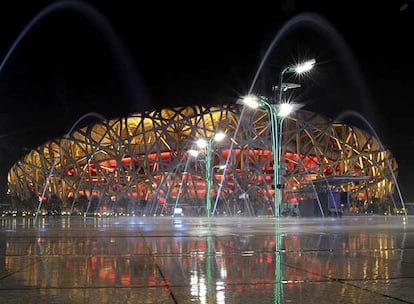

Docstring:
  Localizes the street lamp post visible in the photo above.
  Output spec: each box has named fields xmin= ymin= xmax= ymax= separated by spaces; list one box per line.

xmin=277 ymin=58 xmax=316 ymax=105
xmin=243 ymin=58 xmax=316 ymax=217
xmin=243 ymin=96 xmax=292 ymax=217
xmin=195 ymin=132 xmax=226 ymax=217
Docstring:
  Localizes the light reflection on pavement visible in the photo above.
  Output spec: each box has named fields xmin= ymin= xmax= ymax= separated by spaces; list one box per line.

xmin=0 ymin=215 xmax=413 ymax=303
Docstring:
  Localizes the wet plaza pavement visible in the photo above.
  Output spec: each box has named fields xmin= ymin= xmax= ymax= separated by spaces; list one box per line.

xmin=0 ymin=215 xmax=414 ymax=303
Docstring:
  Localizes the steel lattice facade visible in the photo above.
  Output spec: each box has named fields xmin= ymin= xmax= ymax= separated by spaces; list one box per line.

xmin=7 ymin=103 xmax=397 ymax=216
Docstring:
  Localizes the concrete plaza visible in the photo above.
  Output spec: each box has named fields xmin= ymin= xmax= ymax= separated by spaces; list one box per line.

xmin=0 ymin=215 xmax=413 ymax=303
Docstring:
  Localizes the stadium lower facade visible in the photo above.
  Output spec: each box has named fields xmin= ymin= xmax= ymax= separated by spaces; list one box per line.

xmin=7 ymin=104 xmax=398 ymax=216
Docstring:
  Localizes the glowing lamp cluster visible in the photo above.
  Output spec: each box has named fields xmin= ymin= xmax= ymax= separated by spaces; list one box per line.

xmin=241 ymin=58 xmax=316 ymax=217
xmin=189 ymin=132 xmax=226 ymax=217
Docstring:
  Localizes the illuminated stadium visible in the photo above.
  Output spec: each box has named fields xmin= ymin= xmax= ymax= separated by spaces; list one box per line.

xmin=7 ymin=103 xmax=397 ymax=216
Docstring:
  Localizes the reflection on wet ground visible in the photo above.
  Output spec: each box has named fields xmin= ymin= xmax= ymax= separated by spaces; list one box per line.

xmin=0 ymin=215 xmax=413 ymax=303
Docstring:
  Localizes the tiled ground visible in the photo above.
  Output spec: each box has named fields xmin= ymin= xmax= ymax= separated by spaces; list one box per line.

xmin=0 ymin=215 xmax=413 ymax=303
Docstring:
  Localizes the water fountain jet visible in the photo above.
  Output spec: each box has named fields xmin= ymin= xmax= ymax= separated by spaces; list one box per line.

xmin=334 ymin=110 xmax=407 ymax=218
xmin=0 ymin=0 xmax=151 ymax=112
xmin=35 ymin=112 xmax=107 ymax=223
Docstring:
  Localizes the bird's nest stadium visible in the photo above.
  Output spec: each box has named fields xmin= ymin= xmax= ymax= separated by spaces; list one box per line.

xmin=6 ymin=103 xmax=399 ymax=217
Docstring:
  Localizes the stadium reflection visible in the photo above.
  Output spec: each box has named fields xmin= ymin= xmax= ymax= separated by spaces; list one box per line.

xmin=0 ymin=216 xmax=410 ymax=303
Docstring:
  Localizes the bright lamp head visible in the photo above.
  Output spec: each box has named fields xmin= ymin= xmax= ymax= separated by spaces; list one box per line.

xmin=294 ymin=58 xmax=316 ymax=74
xmin=241 ymin=95 xmax=260 ymax=109
xmin=278 ymin=103 xmax=294 ymax=117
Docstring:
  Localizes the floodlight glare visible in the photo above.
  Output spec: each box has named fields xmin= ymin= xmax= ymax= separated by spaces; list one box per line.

xmin=242 ymin=95 xmax=260 ymax=109
xmin=278 ymin=103 xmax=294 ymax=117
xmin=196 ymin=138 xmax=208 ymax=149
xmin=214 ymin=132 xmax=226 ymax=142
xmin=293 ymin=58 xmax=316 ymax=74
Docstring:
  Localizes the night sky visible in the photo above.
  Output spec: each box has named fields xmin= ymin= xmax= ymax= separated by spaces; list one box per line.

xmin=0 ymin=1 xmax=413 ymax=202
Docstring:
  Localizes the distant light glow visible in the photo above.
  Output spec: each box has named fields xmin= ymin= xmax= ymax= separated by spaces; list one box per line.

xmin=214 ymin=132 xmax=226 ymax=142
xmin=196 ymin=138 xmax=208 ymax=149
xmin=188 ymin=149 xmax=200 ymax=157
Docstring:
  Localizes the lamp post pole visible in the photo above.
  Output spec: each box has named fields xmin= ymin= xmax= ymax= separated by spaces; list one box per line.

xmin=205 ymin=137 xmax=213 ymax=217
xmin=274 ymin=59 xmax=315 ymax=216
xmin=273 ymin=66 xmax=291 ymax=218
xmin=242 ymin=95 xmax=282 ymax=217
xmin=196 ymin=132 xmax=226 ymax=217
xmin=242 ymin=58 xmax=316 ymax=217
